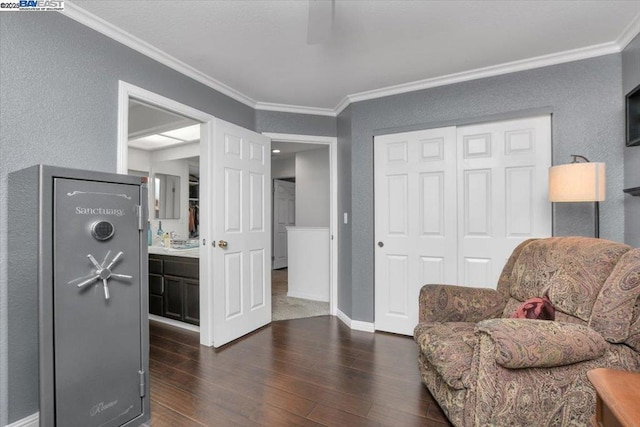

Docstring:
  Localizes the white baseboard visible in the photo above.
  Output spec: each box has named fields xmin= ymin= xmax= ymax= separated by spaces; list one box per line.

xmin=286 ymin=290 xmax=329 ymax=302
xmin=148 ymin=314 xmax=200 ymax=333
xmin=6 ymin=413 xmax=38 ymax=427
xmin=336 ymin=309 xmax=375 ymax=333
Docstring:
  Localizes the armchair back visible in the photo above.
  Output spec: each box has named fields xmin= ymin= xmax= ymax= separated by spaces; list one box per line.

xmin=499 ymin=237 xmax=632 ymax=326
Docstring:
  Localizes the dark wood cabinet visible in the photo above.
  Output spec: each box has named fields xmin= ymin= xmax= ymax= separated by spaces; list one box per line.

xmin=148 ymin=253 xmax=199 ymax=325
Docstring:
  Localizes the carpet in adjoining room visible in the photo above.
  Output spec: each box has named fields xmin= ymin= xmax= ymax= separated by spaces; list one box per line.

xmin=272 ymin=268 xmax=329 ymax=321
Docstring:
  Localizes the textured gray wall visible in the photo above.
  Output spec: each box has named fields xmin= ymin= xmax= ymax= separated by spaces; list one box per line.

xmin=255 ymin=110 xmax=336 ymax=137
xmin=337 ymin=107 xmax=353 ymax=318
xmin=0 ymin=12 xmax=253 ymax=424
xmin=622 ymin=34 xmax=640 ymax=247
xmin=346 ymin=55 xmax=626 ymax=322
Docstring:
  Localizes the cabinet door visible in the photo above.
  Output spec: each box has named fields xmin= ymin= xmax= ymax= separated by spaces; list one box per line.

xmin=163 ymin=276 xmax=183 ymax=321
xmin=183 ymin=279 xmax=200 ymax=325
xmin=149 ymin=295 xmax=163 ymax=316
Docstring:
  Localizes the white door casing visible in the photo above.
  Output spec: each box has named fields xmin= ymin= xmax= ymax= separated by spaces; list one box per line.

xmin=374 ymin=127 xmax=458 ymax=335
xmin=212 ymin=118 xmax=271 ymax=347
xmin=374 ymin=115 xmax=552 ymax=335
xmin=457 ymin=115 xmax=552 ymax=288
xmin=273 ymin=180 xmax=295 ymax=270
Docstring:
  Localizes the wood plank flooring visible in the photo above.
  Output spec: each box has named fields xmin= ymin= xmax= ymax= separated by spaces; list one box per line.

xmin=149 ymin=316 xmax=452 ymax=426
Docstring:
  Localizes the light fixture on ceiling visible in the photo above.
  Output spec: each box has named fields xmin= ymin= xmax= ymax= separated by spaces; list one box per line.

xmin=129 ymin=124 xmax=200 ymax=151
xmin=160 ymin=124 xmax=200 ymax=142
xmin=272 ymin=149 xmax=281 ymax=154
xmin=548 ymin=154 xmax=606 ymax=238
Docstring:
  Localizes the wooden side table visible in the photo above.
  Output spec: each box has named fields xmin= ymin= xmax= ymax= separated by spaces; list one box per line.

xmin=587 ymin=368 xmax=640 ymax=427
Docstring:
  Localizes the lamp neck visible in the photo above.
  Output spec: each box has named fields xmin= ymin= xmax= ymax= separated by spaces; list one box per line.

xmin=570 ymin=154 xmax=590 ymax=163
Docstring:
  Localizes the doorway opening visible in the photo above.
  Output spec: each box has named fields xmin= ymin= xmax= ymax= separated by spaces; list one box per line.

xmin=264 ymin=133 xmax=339 ymax=320
xmin=117 ymin=81 xmax=216 ymax=346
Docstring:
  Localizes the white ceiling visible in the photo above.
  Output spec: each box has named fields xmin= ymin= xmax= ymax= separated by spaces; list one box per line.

xmin=69 ymin=1 xmax=640 ymax=114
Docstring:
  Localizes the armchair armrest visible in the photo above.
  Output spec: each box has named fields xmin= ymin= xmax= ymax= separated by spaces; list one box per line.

xmin=419 ymin=284 xmax=507 ymax=323
xmin=477 ymin=319 xmax=607 ymax=369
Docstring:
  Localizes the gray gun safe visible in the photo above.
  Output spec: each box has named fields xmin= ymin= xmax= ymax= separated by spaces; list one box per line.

xmin=8 ymin=165 xmax=150 ymax=426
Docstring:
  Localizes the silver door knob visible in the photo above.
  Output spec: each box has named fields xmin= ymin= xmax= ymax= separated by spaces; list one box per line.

xmin=378 ymin=241 xmax=384 ymax=247
xmin=218 ymin=240 xmax=228 ymax=248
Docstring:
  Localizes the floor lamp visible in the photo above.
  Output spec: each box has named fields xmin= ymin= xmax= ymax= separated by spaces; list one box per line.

xmin=548 ymin=155 xmax=606 ymax=238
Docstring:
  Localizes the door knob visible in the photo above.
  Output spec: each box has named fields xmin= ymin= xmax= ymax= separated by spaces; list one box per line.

xmin=378 ymin=241 xmax=384 ymax=247
xmin=218 ymin=240 xmax=228 ymax=248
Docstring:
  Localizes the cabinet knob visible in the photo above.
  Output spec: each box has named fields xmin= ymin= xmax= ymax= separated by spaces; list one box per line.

xmin=218 ymin=240 xmax=228 ymax=249
xmin=377 ymin=241 xmax=384 ymax=247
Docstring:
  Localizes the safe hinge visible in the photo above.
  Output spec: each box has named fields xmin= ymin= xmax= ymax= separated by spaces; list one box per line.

xmin=136 ymin=205 xmax=144 ymax=231
xmin=138 ymin=370 xmax=146 ymax=397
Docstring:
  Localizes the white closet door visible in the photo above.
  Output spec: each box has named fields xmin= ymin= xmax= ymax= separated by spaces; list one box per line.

xmin=457 ymin=115 xmax=551 ymax=288
xmin=211 ymin=118 xmax=271 ymax=347
xmin=373 ymin=115 xmax=552 ymax=336
xmin=374 ymin=127 xmax=458 ymax=335
xmin=272 ymin=179 xmax=295 ymax=269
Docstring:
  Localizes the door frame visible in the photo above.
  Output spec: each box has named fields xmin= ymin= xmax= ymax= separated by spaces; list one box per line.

xmin=116 ymin=80 xmax=216 ymax=346
xmin=262 ymin=133 xmax=339 ymax=316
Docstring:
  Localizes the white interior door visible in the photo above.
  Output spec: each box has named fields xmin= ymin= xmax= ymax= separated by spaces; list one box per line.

xmin=272 ymin=179 xmax=295 ymax=270
xmin=374 ymin=115 xmax=552 ymax=335
xmin=374 ymin=127 xmax=458 ymax=335
xmin=457 ymin=115 xmax=552 ymax=287
xmin=212 ymin=118 xmax=271 ymax=347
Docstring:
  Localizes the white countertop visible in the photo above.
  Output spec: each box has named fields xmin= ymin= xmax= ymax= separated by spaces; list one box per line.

xmin=148 ymin=245 xmax=200 ymax=258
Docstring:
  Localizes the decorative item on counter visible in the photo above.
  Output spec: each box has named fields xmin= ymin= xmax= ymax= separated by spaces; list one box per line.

xmin=163 ymin=232 xmax=171 ymax=248
xmin=156 ymin=220 xmax=163 ymax=237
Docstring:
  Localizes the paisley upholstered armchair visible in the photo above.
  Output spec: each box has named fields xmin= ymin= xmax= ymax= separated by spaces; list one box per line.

xmin=414 ymin=237 xmax=640 ymax=426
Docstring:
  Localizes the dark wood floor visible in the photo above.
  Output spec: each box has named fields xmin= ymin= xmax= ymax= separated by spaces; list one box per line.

xmin=149 ymin=316 xmax=452 ymax=426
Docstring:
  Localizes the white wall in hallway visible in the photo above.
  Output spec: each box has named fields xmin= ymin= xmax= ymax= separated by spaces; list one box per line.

xmin=295 ymin=147 xmax=330 ymax=227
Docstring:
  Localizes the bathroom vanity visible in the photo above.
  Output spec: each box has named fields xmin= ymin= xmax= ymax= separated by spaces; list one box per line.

xmin=148 ymin=247 xmax=199 ymax=325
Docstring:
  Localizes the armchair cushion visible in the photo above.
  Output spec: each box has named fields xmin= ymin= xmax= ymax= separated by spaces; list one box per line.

xmin=414 ymin=322 xmax=476 ymax=389
xmin=477 ymin=319 xmax=607 ymax=369
xmin=419 ymin=284 xmax=507 ymax=323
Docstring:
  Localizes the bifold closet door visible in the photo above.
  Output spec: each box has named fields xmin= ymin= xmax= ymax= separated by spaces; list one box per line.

xmin=374 ymin=127 xmax=458 ymax=335
xmin=374 ymin=115 xmax=551 ymax=335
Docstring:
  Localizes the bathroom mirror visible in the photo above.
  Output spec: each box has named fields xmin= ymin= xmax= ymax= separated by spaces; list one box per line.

xmin=154 ymin=173 xmax=181 ymax=219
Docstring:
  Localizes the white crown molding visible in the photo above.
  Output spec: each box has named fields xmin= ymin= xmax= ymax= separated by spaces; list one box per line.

xmin=262 ymin=132 xmax=336 ymax=144
xmin=616 ymin=12 xmax=640 ymax=50
xmin=61 ymin=1 xmax=256 ymax=109
xmin=334 ymin=41 xmax=622 ymax=114
xmin=255 ymin=101 xmax=336 ymax=117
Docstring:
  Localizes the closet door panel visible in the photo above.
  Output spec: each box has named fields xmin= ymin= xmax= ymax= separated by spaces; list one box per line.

xmin=374 ymin=127 xmax=457 ymax=335
xmin=458 ymin=115 xmax=552 ymax=288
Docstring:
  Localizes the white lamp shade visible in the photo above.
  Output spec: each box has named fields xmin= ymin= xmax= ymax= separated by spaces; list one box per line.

xmin=548 ymin=162 xmax=605 ymax=202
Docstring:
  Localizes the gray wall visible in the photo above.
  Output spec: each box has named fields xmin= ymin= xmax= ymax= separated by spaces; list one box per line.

xmin=255 ymin=110 xmax=336 ymax=137
xmin=343 ymin=54 xmax=626 ymax=322
xmin=622 ymin=33 xmax=640 ymax=247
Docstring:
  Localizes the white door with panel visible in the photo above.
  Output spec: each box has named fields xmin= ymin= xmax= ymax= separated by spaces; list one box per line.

xmin=374 ymin=127 xmax=458 ymax=335
xmin=273 ymin=179 xmax=295 ymax=269
xmin=458 ymin=116 xmax=552 ymax=288
xmin=374 ymin=115 xmax=552 ymax=335
xmin=212 ymin=118 xmax=271 ymax=347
